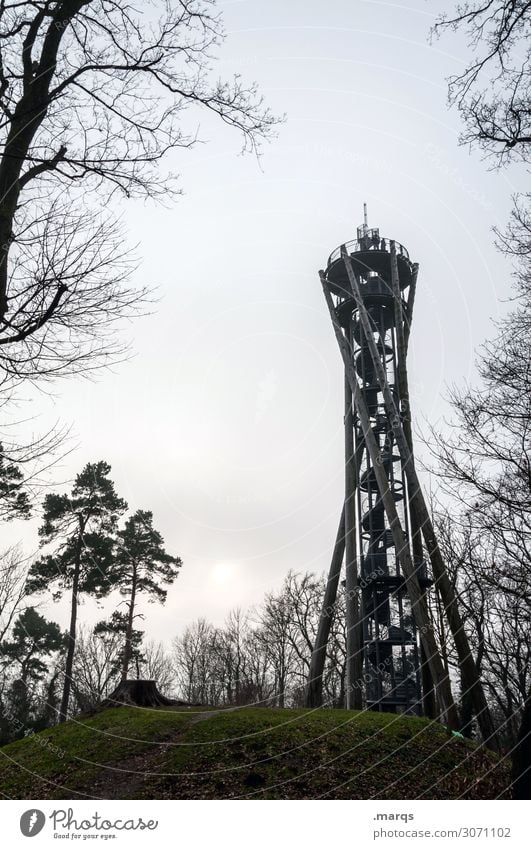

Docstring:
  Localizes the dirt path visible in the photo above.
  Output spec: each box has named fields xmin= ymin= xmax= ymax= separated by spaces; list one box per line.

xmin=90 ymin=708 xmax=234 ymax=799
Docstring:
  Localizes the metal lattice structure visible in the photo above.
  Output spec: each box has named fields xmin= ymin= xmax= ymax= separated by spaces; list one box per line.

xmin=306 ymin=207 xmax=431 ymax=715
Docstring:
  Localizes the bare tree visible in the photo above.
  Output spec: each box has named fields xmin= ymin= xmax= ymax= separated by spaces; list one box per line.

xmin=428 ymin=235 xmax=530 ymax=749
xmin=70 ymin=624 xmax=121 ymax=711
xmin=322 ymin=587 xmax=347 ymax=708
xmin=1 ymin=204 xmax=142 ymax=378
xmin=172 ymin=618 xmax=221 ymax=704
xmin=512 ymin=684 xmax=531 ymax=798
xmin=433 ymin=1 xmax=531 ymax=164
xmin=138 ymin=639 xmax=174 ymax=693
xmin=256 ymin=590 xmax=298 ymax=707
xmin=211 ymin=608 xmax=253 ymax=706
xmin=429 ymin=252 xmax=530 ymax=605
xmin=431 ymin=6 xmax=531 ymax=762
xmin=433 ymin=509 xmax=530 ymax=743
xmin=0 ymin=545 xmax=29 ymax=642
xmin=281 ymin=571 xmax=324 ymax=697
xmin=170 ymin=575 xmax=350 ymax=711
xmin=242 ymin=626 xmax=276 ymax=705
xmin=260 ymin=571 xmax=348 ymax=708
xmin=0 ymin=1 xmax=279 ymax=380
xmin=483 ymin=593 xmax=531 ymax=745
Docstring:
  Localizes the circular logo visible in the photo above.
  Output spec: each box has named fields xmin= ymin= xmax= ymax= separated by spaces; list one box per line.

xmin=20 ymin=809 xmax=46 ymax=837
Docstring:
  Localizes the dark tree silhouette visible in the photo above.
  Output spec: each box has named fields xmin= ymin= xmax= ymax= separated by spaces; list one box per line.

xmin=512 ymin=685 xmax=531 ymax=799
xmin=94 ymin=610 xmax=145 ymax=680
xmin=0 ymin=545 xmax=28 ymax=642
xmin=69 ymin=623 xmax=123 ymax=711
xmin=429 ymin=206 xmax=530 ymax=758
xmin=112 ymin=509 xmax=181 ymax=681
xmin=0 ymin=205 xmax=143 ymax=379
xmin=0 ymin=0 xmax=279 ymax=379
xmin=0 ymin=606 xmax=63 ymax=683
xmin=26 ymin=460 xmax=126 ymax=721
xmin=429 ymin=224 xmax=531 ymax=602
xmin=0 ymin=606 xmax=63 ymax=740
xmin=433 ymin=2 xmax=531 ymax=758
xmin=0 ymin=442 xmax=30 ymax=518
xmin=433 ymin=2 xmax=531 ymax=164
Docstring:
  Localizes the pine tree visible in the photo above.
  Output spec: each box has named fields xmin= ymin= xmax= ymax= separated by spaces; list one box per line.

xmin=94 ymin=611 xmax=145 ymax=679
xmin=0 ymin=607 xmax=63 ymax=683
xmin=26 ymin=461 xmax=126 ymax=721
xmin=0 ymin=607 xmax=63 ymax=739
xmin=113 ymin=510 xmax=181 ymax=681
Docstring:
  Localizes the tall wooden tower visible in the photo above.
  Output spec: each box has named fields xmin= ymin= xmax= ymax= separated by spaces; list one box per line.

xmin=306 ymin=207 xmax=431 ymax=715
xmin=305 ymin=208 xmax=499 ymax=749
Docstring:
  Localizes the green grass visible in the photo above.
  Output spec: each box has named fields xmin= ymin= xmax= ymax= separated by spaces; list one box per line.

xmin=0 ymin=706 xmax=191 ymax=799
xmin=0 ymin=706 xmax=511 ymax=800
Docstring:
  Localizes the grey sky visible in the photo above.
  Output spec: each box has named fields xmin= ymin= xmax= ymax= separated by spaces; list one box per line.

xmin=8 ymin=0 xmax=521 ymax=641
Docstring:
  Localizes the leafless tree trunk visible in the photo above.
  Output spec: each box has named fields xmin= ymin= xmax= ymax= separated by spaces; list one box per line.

xmin=121 ymin=565 xmax=137 ymax=682
xmin=0 ymin=1 xmax=279 ymax=381
xmin=512 ymin=686 xmax=531 ymax=799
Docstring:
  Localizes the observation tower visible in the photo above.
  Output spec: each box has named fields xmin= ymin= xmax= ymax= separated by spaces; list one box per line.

xmin=307 ymin=206 xmax=431 ymax=714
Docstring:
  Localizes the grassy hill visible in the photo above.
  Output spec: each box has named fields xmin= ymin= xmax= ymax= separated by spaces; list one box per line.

xmin=0 ymin=706 xmax=511 ymax=800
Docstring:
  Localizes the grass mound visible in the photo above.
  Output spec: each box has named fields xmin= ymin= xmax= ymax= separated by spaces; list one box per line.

xmin=0 ymin=706 xmax=511 ymax=800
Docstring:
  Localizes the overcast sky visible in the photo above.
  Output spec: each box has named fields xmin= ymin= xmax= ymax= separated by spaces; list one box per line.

xmin=8 ymin=0 xmax=522 ymax=643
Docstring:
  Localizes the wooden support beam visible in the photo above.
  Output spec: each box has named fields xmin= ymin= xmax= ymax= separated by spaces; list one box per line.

xmin=305 ymin=506 xmax=345 ymax=708
xmin=319 ymin=269 xmax=459 ymax=729
xmin=390 ymin=244 xmax=436 ymax=718
xmin=342 ymin=247 xmax=499 ymax=749
xmin=404 ymin=262 xmax=419 ymax=353
xmin=344 ymin=321 xmax=363 ymax=709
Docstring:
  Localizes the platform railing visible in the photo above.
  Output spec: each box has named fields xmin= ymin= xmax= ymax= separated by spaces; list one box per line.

xmin=327 ymin=237 xmax=409 ymax=267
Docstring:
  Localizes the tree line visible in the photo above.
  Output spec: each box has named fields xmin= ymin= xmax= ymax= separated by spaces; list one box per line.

xmin=0 ymin=133 xmax=528 ymax=749
xmin=0 ymin=0 xmax=277 ymax=745
xmin=0 ymin=459 xmax=180 ymax=740
xmin=0 ymin=0 xmax=528 ymax=795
